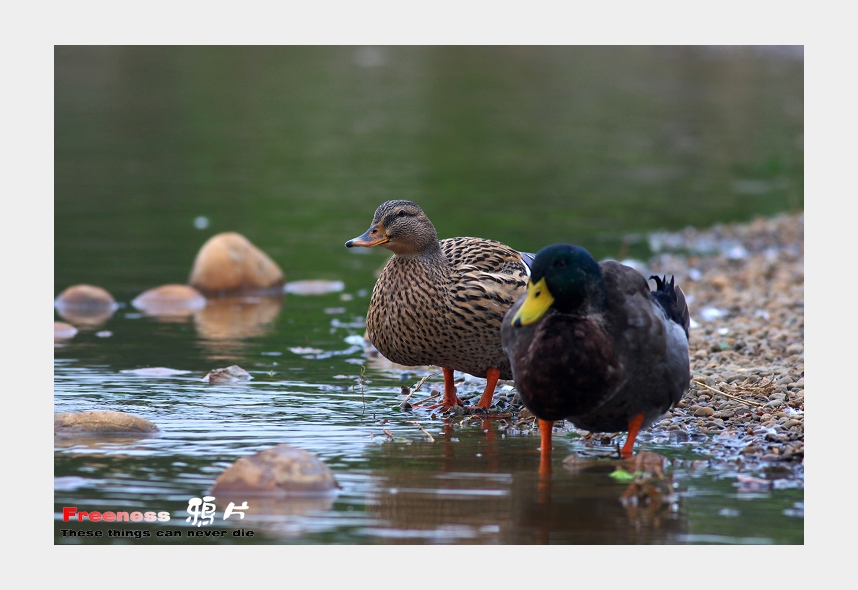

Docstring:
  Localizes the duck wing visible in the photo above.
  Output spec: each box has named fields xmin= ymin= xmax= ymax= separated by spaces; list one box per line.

xmin=441 ymin=237 xmax=531 ymax=274
xmin=588 ymin=261 xmax=691 ymax=419
xmin=442 ymin=237 xmax=531 ymax=317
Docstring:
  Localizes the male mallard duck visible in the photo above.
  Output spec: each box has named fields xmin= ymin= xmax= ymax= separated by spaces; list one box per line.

xmin=346 ymin=200 xmax=533 ymax=410
xmin=500 ymin=244 xmax=690 ymax=468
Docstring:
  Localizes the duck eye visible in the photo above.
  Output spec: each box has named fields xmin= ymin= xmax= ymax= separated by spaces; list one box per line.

xmin=398 ymin=210 xmax=408 ymax=217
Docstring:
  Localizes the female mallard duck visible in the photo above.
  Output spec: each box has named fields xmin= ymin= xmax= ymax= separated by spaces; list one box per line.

xmin=346 ymin=199 xmax=533 ymax=410
xmin=501 ymin=244 xmax=690 ymax=468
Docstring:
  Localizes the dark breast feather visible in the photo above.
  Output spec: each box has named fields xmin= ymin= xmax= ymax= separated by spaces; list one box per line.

xmin=512 ymin=313 xmax=621 ymax=421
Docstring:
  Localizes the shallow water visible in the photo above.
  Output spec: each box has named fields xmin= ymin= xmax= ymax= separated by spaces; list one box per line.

xmin=54 ymin=298 xmax=803 ymax=545
xmin=54 ymin=46 xmax=804 ymax=545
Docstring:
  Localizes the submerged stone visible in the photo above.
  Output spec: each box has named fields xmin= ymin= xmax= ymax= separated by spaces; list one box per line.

xmin=210 ymin=444 xmax=339 ymax=496
xmin=202 ymin=365 xmax=252 ymax=384
xmin=54 ymin=284 xmax=118 ymax=324
xmin=54 ymin=411 xmax=159 ymax=436
xmin=54 ymin=321 xmax=78 ymax=341
xmin=132 ymin=284 xmax=206 ymax=316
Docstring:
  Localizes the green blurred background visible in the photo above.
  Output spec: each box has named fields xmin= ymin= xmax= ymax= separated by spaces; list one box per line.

xmin=54 ymin=45 xmax=803 ymax=296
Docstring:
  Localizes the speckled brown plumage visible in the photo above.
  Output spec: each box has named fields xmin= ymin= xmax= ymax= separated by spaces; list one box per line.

xmin=501 ymin=244 xmax=690 ymax=465
xmin=346 ymin=200 xmax=532 ymax=409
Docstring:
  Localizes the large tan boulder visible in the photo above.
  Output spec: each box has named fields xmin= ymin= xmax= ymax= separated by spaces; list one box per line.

xmin=188 ymin=232 xmax=284 ymax=295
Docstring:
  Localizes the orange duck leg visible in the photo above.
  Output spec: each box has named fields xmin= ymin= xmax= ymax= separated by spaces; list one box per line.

xmin=414 ymin=367 xmax=500 ymax=411
xmin=413 ymin=368 xmax=464 ymax=410
xmin=538 ymin=419 xmax=553 ymax=476
xmin=620 ymin=412 xmax=645 ymax=458
xmin=472 ymin=367 xmax=500 ymax=410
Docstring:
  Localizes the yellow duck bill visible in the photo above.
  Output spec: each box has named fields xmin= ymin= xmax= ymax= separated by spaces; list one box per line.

xmin=512 ymin=277 xmax=554 ymax=326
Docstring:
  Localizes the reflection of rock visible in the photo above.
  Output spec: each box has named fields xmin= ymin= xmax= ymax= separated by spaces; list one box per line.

xmin=193 ymin=295 xmax=282 ymax=342
xmin=54 ymin=321 xmax=78 ymax=341
xmin=559 ymin=450 xmax=681 ymax=535
xmin=54 ymin=284 xmax=117 ymax=325
xmin=202 ymin=365 xmax=252 ymax=384
xmin=210 ymin=445 xmax=340 ymax=497
xmin=132 ymin=284 xmax=206 ymax=318
xmin=54 ymin=411 xmax=159 ymax=437
xmin=618 ymin=471 xmax=677 ymax=529
xmin=189 ymin=232 xmax=284 ymax=295
xmin=562 ymin=450 xmax=669 ymax=475
xmin=562 ymin=451 xmax=680 ymax=530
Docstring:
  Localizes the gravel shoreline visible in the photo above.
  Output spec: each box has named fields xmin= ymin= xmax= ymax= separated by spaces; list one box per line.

xmin=446 ymin=211 xmax=805 ymax=485
xmin=643 ymin=211 xmax=804 ymax=482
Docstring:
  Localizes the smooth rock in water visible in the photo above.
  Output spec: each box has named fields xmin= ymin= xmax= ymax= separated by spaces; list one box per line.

xmin=284 ymin=280 xmax=345 ymax=295
xmin=54 ymin=284 xmax=118 ymax=324
xmin=188 ymin=232 xmax=284 ymax=295
xmin=132 ymin=284 xmax=206 ymax=316
xmin=210 ymin=444 xmax=339 ymax=496
xmin=202 ymin=365 xmax=252 ymax=384
xmin=54 ymin=411 xmax=159 ymax=436
xmin=54 ymin=321 xmax=78 ymax=341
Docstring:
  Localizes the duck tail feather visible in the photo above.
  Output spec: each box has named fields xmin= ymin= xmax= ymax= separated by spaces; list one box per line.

xmin=649 ymin=274 xmax=690 ymax=338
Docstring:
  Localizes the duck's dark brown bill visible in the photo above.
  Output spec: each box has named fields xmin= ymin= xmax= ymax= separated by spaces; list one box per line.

xmin=345 ymin=225 xmax=389 ymax=248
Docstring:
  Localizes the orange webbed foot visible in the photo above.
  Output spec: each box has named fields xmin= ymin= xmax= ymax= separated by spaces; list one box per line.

xmin=412 ymin=367 xmax=463 ymax=410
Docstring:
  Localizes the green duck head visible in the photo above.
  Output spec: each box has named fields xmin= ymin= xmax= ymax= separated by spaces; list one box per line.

xmin=512 ymin=244 xmax=605 ymax=326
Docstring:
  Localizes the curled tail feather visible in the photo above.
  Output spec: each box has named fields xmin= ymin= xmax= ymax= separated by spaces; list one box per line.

xmin=649 ymin=275 xmax=690 ymax=338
